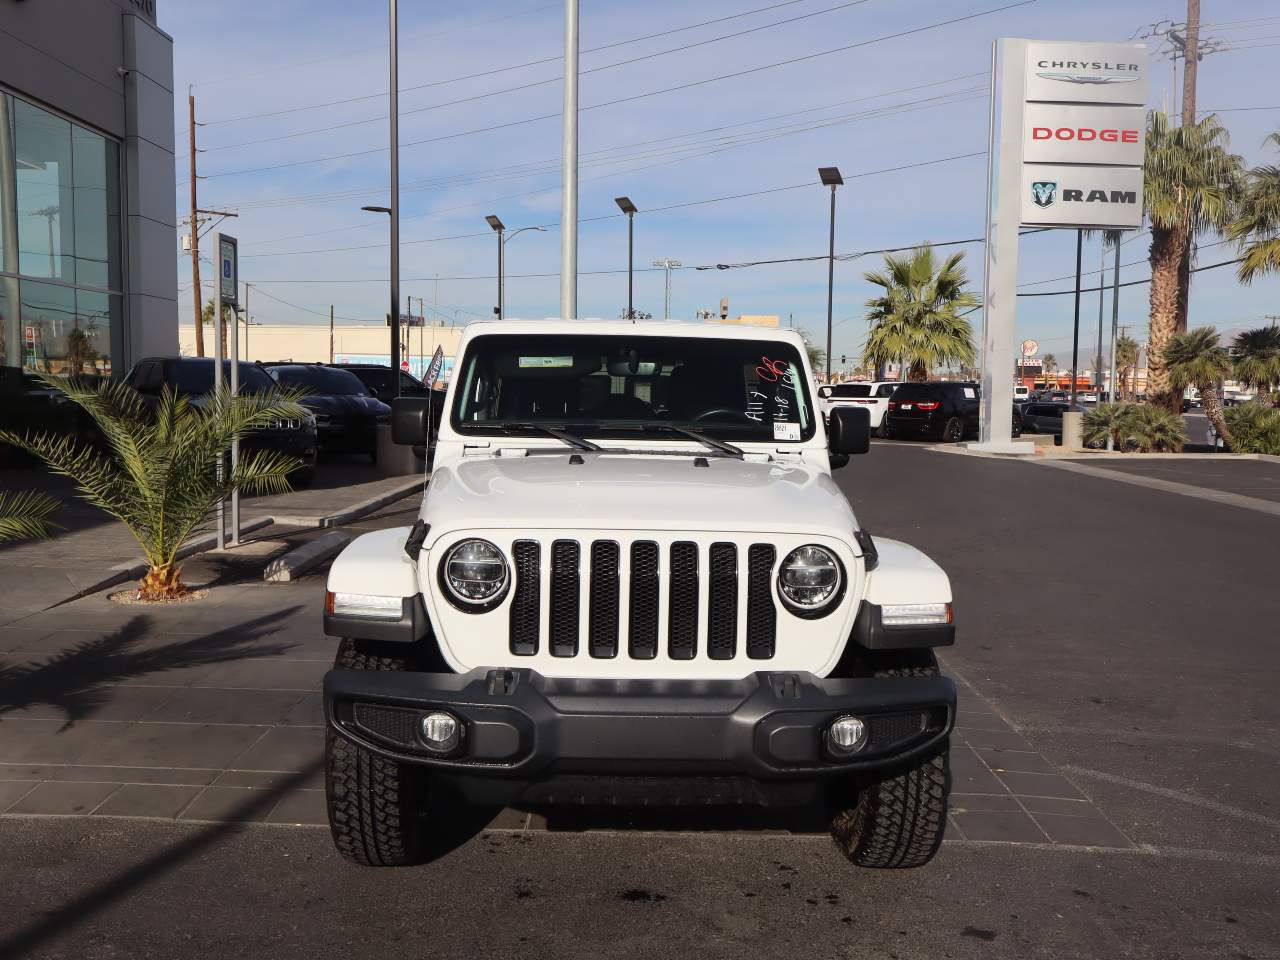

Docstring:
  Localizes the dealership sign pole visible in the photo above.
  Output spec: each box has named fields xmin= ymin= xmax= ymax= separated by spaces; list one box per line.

xmin=976 ymin=39 xmax=1146 ymax=450
xmin=215 ymin=234 xmax=238 ymax=549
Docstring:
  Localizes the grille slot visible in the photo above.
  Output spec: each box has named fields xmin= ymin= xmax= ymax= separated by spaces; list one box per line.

xmin=629 ymin=541 xmax=660 ymax=659
xmin=509 ymin=540 xmax=540 ymax=656
xmin=707 ymin=543 xmax=738 ymax=660
xmin=352 ymin=703 xmax=420 ymax=749
xmin=746 ymin=544 xmax=777 ymax=659
xmin=549 ymin=540 xmax=581 ymax=657
xmin=667 ymin=542 xmax=699 ymax=660
xmin=588 ymin=541 xmax=620 ymax=658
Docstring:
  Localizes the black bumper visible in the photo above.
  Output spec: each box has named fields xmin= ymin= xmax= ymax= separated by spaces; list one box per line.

xmin=324 ymin=668 xmax=954 ymax=782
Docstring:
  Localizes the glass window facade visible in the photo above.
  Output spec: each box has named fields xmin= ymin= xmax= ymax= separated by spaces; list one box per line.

xmin=0 ymin=92 xmax=123 ymax=377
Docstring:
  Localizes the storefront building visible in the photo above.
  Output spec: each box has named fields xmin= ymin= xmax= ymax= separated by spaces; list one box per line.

xmin=0 ymin=0 xmax=177 ymax=377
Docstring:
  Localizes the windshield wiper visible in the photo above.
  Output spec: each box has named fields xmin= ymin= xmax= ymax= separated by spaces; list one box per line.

xmin=639 ymin=423 xmax=744 ymax=459
xmin=472 ymin=421 xmax=602 ymax=452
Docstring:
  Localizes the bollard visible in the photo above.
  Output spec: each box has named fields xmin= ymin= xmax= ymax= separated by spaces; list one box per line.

xmin=1061 ymin=411 xmax=1084 ymax=451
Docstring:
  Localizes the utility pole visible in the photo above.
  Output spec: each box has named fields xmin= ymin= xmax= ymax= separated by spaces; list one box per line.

xmin=1179 ymin=0 xmax=1200 ymax=127
xmin=388 ymin=0 xmax=401 ymax=393
xmin=188 ymin=90 xmax=204 ymax=358
xmin=1095 ymin=240 xmax=1106 ymax=396
xmin=329 ymin=305 xmax=334 ymax=364
xmin=1070 ymin=229 xmax=1083 ymax=406
xmin=652 ymin=258 xmax=681 ymax=318
xmin=560 ymin=0 xmax=579 ymax=319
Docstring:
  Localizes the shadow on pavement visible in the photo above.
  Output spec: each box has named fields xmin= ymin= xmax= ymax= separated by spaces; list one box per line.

xmin=525 ymin=804 xmax=829 ymax=834
xmin=0 ymin=759 xmax=324 ymax=959
xmin=0 ymin=607 xmax=302 ymax=729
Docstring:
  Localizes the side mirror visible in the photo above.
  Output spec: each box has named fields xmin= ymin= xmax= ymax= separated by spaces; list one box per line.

xmin=828 ymin=406 xmax=870 ymax=456
xmin=391 ymin=396 xmax=433 ymax=445
xmin=817 ymin=386 xmax=832 ymax=400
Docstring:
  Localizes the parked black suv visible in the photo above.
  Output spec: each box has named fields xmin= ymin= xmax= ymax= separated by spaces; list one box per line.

xmin=1020 ymin=401 xmax=1087 ymax=443
xmin=125 ymin=357 xmax=318 ymax=485
xmin=331 ymin=364 xmax=443 ymax=463
xmin=885 ymin=381 xmax=1022 ymax=442
xmin=264 ymin=363 xmax=390 ymax=461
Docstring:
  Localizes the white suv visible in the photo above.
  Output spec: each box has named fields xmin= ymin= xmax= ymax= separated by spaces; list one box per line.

xmin=818 ymin=381 xmax=898 ymax=436
xmin=321 ymin=320 xmax=957 ymax=870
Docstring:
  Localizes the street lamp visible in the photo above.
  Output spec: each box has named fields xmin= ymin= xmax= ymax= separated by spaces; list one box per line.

xmin=486 ymin=216 xmax=546 ymax=319
xmin=361 ymin=200 xmax=399 ymax=394
xmin=818 ymin=166 xmax=843 ymax=382
xmin=615 ymin=197 xmax=637 ymax=318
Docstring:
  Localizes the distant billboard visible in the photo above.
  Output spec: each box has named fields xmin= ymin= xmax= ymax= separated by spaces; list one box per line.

xmin=335 ymin=353 xmax=454 ymax=384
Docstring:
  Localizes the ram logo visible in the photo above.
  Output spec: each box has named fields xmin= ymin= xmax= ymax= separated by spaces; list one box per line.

xmin=1031 ymin=181 xmax=1057 ymax=208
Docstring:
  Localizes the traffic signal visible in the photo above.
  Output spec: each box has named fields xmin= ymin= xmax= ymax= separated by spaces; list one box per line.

xmin=840 ymin=354 xmax=847 ymax=365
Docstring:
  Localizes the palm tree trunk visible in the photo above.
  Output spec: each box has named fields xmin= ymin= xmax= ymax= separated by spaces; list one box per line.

xmin=1257 ymin=384 xmax=1274 ymax=407
xmin=908 ymin=360 xmax=927 ymax=382
xmin=1200 ymin=382 xmax=1231 ymax=447
xmin=1147 ymin=224 xmax=1187 ymax=411
xmin=1174 ymin=234 xmax=1191 ymax=334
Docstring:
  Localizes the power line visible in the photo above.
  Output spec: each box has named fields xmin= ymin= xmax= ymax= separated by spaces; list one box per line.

xmin=1016 ymin=256 xmax=1246 ymax=297
xmin=191 ymin=0 xmax=1032 ymax=182
xmin=199 ymin=0 xmax=822 ymax=126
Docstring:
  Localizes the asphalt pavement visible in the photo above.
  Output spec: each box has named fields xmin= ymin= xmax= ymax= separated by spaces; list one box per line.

xmin=0 ymin=443 xmax=1277 ymax=959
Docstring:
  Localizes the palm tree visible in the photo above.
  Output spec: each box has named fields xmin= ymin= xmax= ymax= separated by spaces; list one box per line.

xmin=1143 ymin=112 xmax=1244 ymax=411
xmin=0 ymin=375 xmax=307 ymax=599
xmin=861 ymin=246 xmax=977 ymax=382
xmin=0 ymin=490 xmax=61 ymax=543
xmin=1232 ymin=324 xmax=1280 ymax=407
xmin=1164 ymin=327 xmax=1233 ymax=444
xmin=1082 ymin=402 xmax=1136 ymax=450
xmin=1042 ymin=354 xmax=1057 ymax=389
xmin=1115 ymin=335 xmax=1139 ymax=400
xmin=1230 ymin=131 xmax=1280 ymax=284
xmin=1127 ymin=404 xmax=1188 ymax=453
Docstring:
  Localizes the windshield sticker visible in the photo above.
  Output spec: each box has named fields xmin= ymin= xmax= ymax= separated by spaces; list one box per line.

xmin=518 ymin=356 xmax=574 ymax=368
xmin=755 ymin=357 xmax=796 ymax=389
xmin=963 ymin=387 xmax=976 ymax=398
xmin=773 ymin=421 xmax=801 ymax=441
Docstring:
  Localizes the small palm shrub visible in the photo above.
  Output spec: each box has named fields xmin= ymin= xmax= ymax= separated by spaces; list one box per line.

xmin=1126 ymin=404 xmax=1188 ymax=453
xmin=0 ymin=375 xmax=307 ymax=599
xmin=1223 ymin=402 xmax=1280 ymax=454
xmin=1082 ymin=402 xmax=1138 ymax=449
xmin=0 ymin=491 xmax=62 ymax=543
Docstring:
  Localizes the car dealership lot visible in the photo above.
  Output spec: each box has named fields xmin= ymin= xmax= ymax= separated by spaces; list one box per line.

xmin=0 ymin=445 xmax=1277 ymax=958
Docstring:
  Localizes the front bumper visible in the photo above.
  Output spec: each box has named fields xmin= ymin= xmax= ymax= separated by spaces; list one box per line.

xmin=324 ymin=668 xmax=954 ymax=782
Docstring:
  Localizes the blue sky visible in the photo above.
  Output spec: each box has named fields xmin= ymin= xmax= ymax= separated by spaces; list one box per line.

xmin=168 ymin=0 xmax=1280 ymax=367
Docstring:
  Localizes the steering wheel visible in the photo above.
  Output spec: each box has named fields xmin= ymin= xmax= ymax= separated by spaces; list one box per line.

xmin=694 ymin=408 xmax=755 ymax=425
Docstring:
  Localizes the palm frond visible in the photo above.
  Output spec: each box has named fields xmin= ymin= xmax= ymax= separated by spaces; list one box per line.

xmin=0 ymin=491 xmax=62 ymax=543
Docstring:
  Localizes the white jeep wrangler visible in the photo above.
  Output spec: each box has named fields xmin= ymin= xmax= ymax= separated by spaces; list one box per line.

xmin=322 ymin=320 xmax=956 ymax=869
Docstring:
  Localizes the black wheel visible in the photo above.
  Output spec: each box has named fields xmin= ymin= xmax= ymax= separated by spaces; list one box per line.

xmin=1011 ymin=416 xmax=1022 ymax=438
xmin=876 ymin=420 xmax=892 ymax=439
xmin=326 ymin=638 xmax=426 ymax=866
xmin=828 ymin=650 xmax=950 ymax=869
xmin=942 ymin=417 xmax=964 ymax=443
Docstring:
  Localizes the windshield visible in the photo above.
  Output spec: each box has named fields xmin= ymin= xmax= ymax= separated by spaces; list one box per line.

xmin=828 ymin=384 xmax=872 ymax=398
xmin=167 ymin=360 xmax=276 ymax=394
xmin=451 ymin=334 xmax=815 ymax=443
xmin=269 ymin=365 xmax=369 ymax=396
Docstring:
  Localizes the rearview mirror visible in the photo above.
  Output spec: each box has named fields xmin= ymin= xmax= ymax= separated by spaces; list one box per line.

xmin=828 ymin=406 xmax=870 ymax=456
xmin=391 ymin=397 xmax=433 ymax=445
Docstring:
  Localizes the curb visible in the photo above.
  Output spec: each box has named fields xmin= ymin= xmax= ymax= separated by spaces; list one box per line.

xmin=271 ymin=475 xmax=425 ymax=529
xmin=265 ymin=530 xmax=351 ymax=582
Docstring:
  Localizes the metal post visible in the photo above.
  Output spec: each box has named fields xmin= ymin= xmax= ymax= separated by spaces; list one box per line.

xmin=229 ymin=283 xmax=240 ymax=547
xmin=560 ymin=0 xmax=579 ymax=320
xmin=826 ymin=184 xmax=837 ymax=382
xmin=1095 ymin=240 xmax=1105 ymax=399
xmin=243 ymin=282 xmax=251 ymax=359
xmin=1107 ymin=239 xmax=1122 ymax=445
xmin=1070 ymin=229 xmax=1083 ymax=406
xmin=388 ymin=0 xmax=401 ymax=395
xmin=664 ymin=264 xmax=672 ymax=319
xmin=329 ymin=305 xmax=334 ymax=364
xmin=977 ymin=42 xmax=997 ymax=381
xmin=497 ymin=226 xmax=505 ymax=319
xmin=626 ymin=211 xmax=634 ymax=318
xmin=212 ymin=233 xmax=225 ymax=550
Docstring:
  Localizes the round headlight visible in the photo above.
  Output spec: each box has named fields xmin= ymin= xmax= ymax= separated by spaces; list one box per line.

xmin=440 ymin=539 xmax=509 ymax=609
xmin=777 ymin=544 xmax=844 ymax=616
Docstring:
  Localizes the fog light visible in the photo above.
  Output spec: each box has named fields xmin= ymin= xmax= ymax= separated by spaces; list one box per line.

xmin=828 ymin=715 xmax=867 ymax=754
xmin=420 ymin=711 xmax=460 ymax=751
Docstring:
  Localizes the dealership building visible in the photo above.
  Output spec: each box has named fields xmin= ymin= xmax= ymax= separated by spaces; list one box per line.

xmin=1 ymin=0 xmax=177 ymax=378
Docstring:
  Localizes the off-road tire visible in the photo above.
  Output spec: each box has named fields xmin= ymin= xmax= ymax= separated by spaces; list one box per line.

xmin=828 ymin=649 xmax=950 ymax=869
xmin=326 ymin=638 xmax=425 ymax=866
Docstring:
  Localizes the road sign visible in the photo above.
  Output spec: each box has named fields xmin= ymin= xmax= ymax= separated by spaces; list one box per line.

xmin=425 ymin=345 xmax=445 ymax=387
xmin=219 ymin=235 xmax=239 ymax=307
xmin=1022 ymin=339 xmax=1038 ymax=357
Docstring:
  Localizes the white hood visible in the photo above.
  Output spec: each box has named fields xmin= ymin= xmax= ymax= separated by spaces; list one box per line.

xmin=420 ymin=452 xmax=856 ymax=540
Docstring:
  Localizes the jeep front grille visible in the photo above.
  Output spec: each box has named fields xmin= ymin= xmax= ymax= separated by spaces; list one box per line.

xmin=508 ymin=538 xmax=777 ymax=662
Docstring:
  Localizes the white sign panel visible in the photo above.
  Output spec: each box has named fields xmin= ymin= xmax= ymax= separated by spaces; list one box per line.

xmin=1020 ymin=163 xmax=1144 ymax=229
xmin=218 ymin=235 xmax=238 ymax=307
xmin=1024 ymin=41 xmax=1148 ymax=105
xmin=1023 ymin=103 xmax=1145 ymax=165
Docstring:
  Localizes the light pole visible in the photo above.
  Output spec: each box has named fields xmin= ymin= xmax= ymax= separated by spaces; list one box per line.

xmin=361 ymin=204 xmax=400 ymax=393
xmin=560 ymin=0 xmax=579 ymax=319
xmin=615 ymin=197 xmax=637 ymax=318
xmin=652 ymin=258 xmax=681 ymax=318
xmin=485 ymin=217 xmax=545 ymax=319
xmin=819 ymin=166 xmax=843 ymax=382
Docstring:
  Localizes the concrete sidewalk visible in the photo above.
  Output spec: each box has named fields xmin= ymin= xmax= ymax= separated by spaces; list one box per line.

xmin=0 ymin=462 xmax=424 ymax=623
